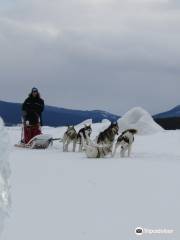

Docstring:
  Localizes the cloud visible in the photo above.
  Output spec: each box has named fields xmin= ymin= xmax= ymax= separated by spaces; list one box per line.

xmin=0 ymin=0 xmax=180 ymax=115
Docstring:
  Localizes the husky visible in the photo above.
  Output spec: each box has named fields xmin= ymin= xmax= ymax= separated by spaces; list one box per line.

xmin=81 ymin=122 xmax=119 ymax=158
xmin=79 ymin=131 xmax=111 ymax=158
xmin=77 ymin=125 xmax=92 ymax=152
xmin=113 ymin=129 xmax=137 ymax=157
xmin=96 ymin=122 xmax=119 ymax=156
xmin=63 ymin=126 xmax=77 ymax=152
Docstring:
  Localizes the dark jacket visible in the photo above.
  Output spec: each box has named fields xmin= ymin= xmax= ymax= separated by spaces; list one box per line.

xmin=22 ymin=94 xmax=44 ymax=125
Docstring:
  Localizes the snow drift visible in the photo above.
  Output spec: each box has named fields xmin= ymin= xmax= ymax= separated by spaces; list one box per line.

xmin=118 ymin=107 xmax=163 ymax=135
xmin=0 ymin=118 xmax=11 ymax=235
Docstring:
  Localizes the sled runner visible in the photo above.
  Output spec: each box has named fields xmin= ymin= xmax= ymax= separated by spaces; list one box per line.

xmin=15 ymin=134 xmax=61 ymax=149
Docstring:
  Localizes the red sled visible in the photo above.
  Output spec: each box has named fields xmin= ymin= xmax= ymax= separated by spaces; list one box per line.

xmin=15 ymin=123 xmax=48 ymax=149
xmin=15 ymin=123 xmax=61 ymax=149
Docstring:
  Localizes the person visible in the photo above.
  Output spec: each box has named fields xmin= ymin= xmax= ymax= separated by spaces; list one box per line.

xmin=21 ymin=87 xmax=44 ymax=143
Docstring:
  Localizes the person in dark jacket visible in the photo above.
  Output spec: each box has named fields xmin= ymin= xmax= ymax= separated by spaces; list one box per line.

xmin=21 ymin=87 xmax=44 ymax=144
xmin=22 ymin=87 xmax=44 ymax=126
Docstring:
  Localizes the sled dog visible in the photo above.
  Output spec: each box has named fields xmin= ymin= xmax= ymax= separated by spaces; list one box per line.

xmin=96 ymin=122 xmax=119 ymax=156
xmin=80 ymin=132 xmax=113 ymax=158
xmin=81 ymin=122 xmax=119 ymax=158
xmin=113 ymin=129 xmax=137 ymax=157
xmin=77 ymin=125 xmax=92 ymax=152
xmin=63 ymin=126 xmax=77 ymax=152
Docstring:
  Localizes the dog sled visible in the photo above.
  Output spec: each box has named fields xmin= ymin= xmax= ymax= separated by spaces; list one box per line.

xmin=15 ymin=134 xmax=55 ymax=149
xmin=15 ymin=123 xmax=61 ymax=149
xmin=15 ymin=134 xmax=62 ymax=149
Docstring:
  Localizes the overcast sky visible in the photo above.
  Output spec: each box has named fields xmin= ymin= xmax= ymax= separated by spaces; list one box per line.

xmin=0 ymin=0 xmax=180 ymax=115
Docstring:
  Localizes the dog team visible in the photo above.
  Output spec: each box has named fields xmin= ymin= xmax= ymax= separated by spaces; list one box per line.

xmin=62 ymin=122 xmax=137 ymax=158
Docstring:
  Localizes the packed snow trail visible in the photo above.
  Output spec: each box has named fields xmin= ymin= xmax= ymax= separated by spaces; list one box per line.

xmin=1 ymin=124 xmax=180 ymax=240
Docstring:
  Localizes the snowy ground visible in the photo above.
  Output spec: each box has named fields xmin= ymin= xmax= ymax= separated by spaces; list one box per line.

xmin=1 ymin=122 xmax=180 ymax=240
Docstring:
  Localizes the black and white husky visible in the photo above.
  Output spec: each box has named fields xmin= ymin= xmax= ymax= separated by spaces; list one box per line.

xmin=63 ymin=125 xmax=92 ymax=152
xmin=77 ymin=125 xmax=92 ymax=152
xmin=63 ymin=126 xmax=77 ymax=152
xmin=81 ymin=122 xmax=119 ymax=158
xmin=96 ymin=122 xmax=119 ymax=156
xmin=113 ymin=129 xmax=137 ymax=157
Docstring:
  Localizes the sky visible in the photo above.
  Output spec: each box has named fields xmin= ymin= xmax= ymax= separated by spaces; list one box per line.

xmin=0 ymin=0 xmax=180 ymax=115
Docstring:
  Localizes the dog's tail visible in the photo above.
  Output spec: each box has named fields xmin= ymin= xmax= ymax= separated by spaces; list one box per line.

xmin=122 ymin=129 xmax=138 ymax=135
xmin=129 ymin=129 xmax=138 ymax=134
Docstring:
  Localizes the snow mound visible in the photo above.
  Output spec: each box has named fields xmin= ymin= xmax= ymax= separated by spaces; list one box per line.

xmin=94 ymin=119 xmax=111 ymax=132
xmin=75 ymin=119 xmax=92 ymax=131
xmin=91 ymin=119 xmax=111 ymax=140
xmin=0 ymin=118 xmax=11 ymax=235
xmin=118 ymin=107 xmax=163 ymax=135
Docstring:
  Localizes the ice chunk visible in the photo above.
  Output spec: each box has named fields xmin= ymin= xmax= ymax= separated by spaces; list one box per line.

xmin=0 ymin=117 xmax=11 ymax=235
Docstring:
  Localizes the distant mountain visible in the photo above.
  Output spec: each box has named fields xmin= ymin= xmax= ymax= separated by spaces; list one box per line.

xmin=153 ymin=117 xmax=180 ymax=130
xmin=0 ymin=100 xmax=119 ymax=126
xmin=153 ymin=105 xmax=180 ymax=119
xmin=153 ymin=105 xmax=180 ymax=130
xmin=1 ymin=100 xmax=180 ymax=129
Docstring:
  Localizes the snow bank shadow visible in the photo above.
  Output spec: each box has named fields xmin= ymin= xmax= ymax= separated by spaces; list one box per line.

xmin=0 ymin=118 xmax=11 ymax=236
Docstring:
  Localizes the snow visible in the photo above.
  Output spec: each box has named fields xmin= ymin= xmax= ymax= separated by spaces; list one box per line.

xmin=75 ymin=119 xmax=92 ymax=131
xmin=0 ymin=118 xmax=11 ymax=235
xmin=118 ymin=107 xmax=163 ymax=135
xmin=1 ymin=111 xmax=180 ymax=240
